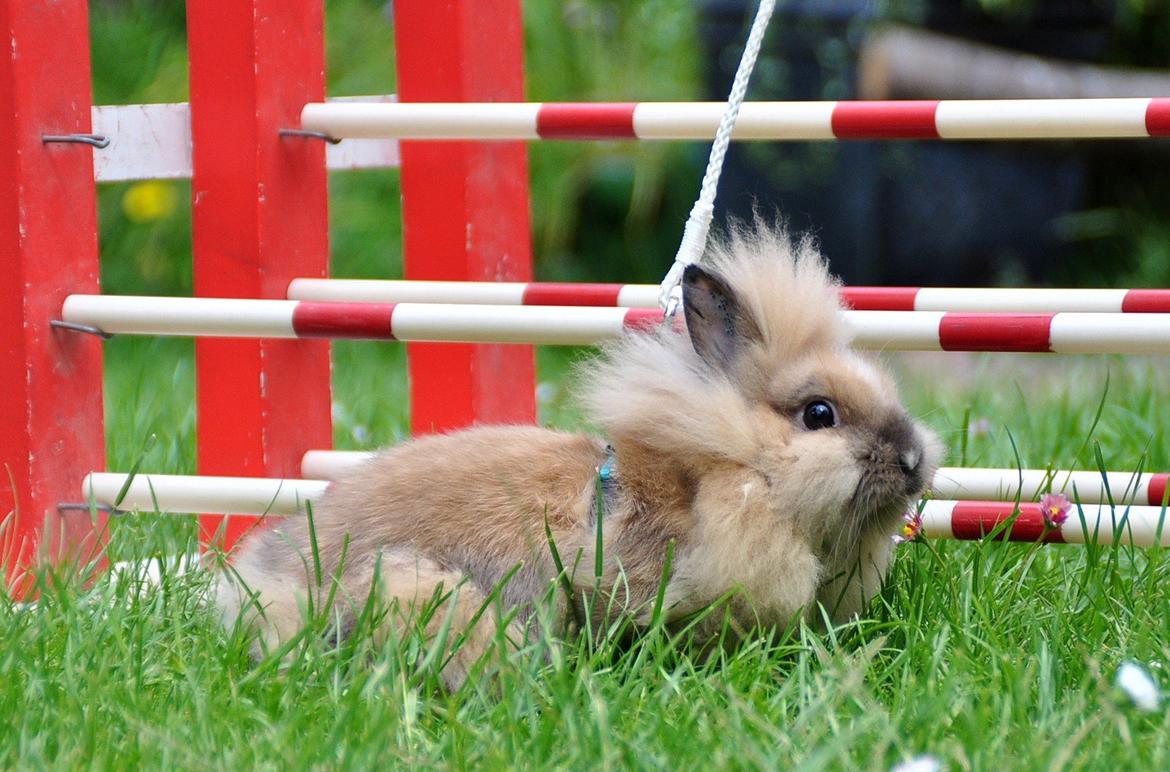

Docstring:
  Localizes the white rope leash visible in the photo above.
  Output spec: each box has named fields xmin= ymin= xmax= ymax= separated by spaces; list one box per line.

xmin=659 ymin=0 xmax=776 ymax=316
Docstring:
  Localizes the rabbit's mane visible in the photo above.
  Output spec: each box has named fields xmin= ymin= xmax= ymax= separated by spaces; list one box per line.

xmin=578 ymin=225 xmax=848 ymax=466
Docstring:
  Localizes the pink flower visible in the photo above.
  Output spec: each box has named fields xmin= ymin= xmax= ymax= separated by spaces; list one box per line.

xmin=967 ymin=417 xmax=992 ymax=438
xmin=1040 ymin=492 xmax=1071 ymax=529
xmin=892 ymin=509 xmax=924 ymax=544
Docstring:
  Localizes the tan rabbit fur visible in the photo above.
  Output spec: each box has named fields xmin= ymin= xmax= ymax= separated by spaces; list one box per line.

xmin=217 ymin=225 xmax=941 ymax=690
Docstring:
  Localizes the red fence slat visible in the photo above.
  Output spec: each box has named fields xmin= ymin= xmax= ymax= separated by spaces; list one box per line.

xmin=0 ymin=0 xmax=106 ymax=591
xmin=187 ymin=0 xmax=332 ymax=550
xmin=394 ymin=0 xmax=536 ymax=434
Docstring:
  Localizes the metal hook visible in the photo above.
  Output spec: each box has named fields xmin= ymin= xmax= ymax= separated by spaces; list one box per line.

xmin=279 ymin=128 xmax=342 ymax=145
xmin=57 ymin=502 xmax=116 ymax=514
xmin=50 ymin=319 xmax=114 ymax=340
xmin=42 ymin=133 xmax=111 ymax=149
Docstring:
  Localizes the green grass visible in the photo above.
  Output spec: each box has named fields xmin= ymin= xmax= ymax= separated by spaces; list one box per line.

xmin=4 ymin=347 xmax=1169 ymax=769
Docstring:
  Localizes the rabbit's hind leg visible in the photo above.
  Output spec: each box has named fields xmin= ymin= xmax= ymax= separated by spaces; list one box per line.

xmin=368 ymin=548 xmax=522 ymax=692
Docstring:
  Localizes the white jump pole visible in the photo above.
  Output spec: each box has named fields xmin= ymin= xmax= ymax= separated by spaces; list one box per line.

xmin=78 ymin=469 xmax=1170 ymax=546
xmin=82 ymin=472 xmax=329 ymax=516
xmin=62 ymin=295 xmax=645 ymax=345
xmin=932 ymin=467 xmax=1169 ymax=507
xmin=59 ymin=294 xmax=1170 ymax=354
xmin=287 ymin=278 xmax=1170 ymax=314
xmin=301 ymin=451 xmax=1170 ymax=509
xmin=301 ymin=450 xmax=374 ymax=480
xmin=300 ymin=99 xmax=1170 ymax=142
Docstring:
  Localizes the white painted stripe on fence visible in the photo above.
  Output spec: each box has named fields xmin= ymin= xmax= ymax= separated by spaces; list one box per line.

xmin=935 ymin=98 xmax=1151 ymax=139
xmin=84 ymin=473 xmax=329 ymax=515
xmin=90 ymin=99 xmax=400 ymax=182
xmin=62 ymin=295 xmax=299 ymax=337
xmin=325 ymin=137 xmax=400 ymax=171
xmin=91 ymin=103 xmax=193 ymax=182
xmin=913 ymin=288 xmax=1127 ymax=313
xmin=1049 ymin=313 xmax=1170 ymax=354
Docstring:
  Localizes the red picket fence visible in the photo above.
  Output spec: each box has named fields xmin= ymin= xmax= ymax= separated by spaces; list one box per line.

xmin=0 ymin=0 xmax=534 ymax=588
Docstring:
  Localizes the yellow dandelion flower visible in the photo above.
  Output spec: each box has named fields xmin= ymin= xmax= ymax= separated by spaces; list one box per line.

xmin=122 ymin=181 xmax=179 ymax=223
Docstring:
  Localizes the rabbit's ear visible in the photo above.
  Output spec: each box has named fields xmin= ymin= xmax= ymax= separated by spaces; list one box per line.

xmin=682 ymin=263 xmax=762 ymax=371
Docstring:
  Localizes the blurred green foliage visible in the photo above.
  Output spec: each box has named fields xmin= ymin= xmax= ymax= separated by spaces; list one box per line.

xmin=524 ymin=1 xmax=702 ymax=282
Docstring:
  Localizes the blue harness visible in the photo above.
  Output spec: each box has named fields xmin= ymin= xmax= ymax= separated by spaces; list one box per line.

xmin=592 ymin=445 xmax=620 ymax=521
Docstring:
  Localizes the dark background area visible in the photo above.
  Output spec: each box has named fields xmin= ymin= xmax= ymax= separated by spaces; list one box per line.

xmin=700 ymin=0 xmax=1170 ymax=286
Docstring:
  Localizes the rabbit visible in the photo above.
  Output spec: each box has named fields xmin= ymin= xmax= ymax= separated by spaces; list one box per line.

xmin=215 ymin=225 xmax=941 ymax=691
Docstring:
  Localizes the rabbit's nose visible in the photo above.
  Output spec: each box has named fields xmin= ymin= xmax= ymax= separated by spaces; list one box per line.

xmin=898 ymin=447 xmax=921 ymax=475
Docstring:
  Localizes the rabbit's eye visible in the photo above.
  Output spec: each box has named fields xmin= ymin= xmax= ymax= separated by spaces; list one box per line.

xmin=801 ymin=400 xmax=837 ymax=430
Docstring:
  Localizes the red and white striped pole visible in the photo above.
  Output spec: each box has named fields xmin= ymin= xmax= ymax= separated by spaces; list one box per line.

xmin=301 ymin=99 xmax=1170 ymax=142
xmin=61 ymin=295 xmax=1170 ymax=354
xmin=932 ymin=467 xmax=1169 ymax=508
xmin=288 ymin=278 xmax=1170 ymax=314
xmin=919 ymin=500 xmax=1169 ymax=546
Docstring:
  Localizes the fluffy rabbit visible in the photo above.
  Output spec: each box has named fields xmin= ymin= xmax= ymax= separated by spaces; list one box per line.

xmin=216 ymin=226 xmax=940 ymax=690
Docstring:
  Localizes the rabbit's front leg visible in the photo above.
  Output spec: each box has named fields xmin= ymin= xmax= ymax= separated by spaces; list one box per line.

xmin=665 ymin=470 xmax=822 ymax=631
xmin=814 ymin=526 xmax=896 ymax=623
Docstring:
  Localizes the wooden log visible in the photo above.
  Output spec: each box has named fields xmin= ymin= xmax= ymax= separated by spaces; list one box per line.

xmin=858 ymin=25 xmax=1170 ymax=101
